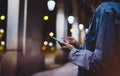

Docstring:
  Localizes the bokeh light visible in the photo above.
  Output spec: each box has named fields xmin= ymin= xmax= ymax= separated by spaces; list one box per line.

xmin=70 ymin=28 xmax=73 ymax=33
xmin=48 ymin=42 xmax=53 ymax=46
xmin=1 ymin=41 xmax=5 ymax=45
xmin=0 ymin=33 xmax=3 ymax=38
xmin=79 ymin=24 xmax=84 ymax=30
xmin=0 ymin=45 xmax=4 ymax=51
xmin=41 ymin=45 xmax=46 ymax=51
xmin=49 ymin=32 xmax=54 ymax=37
xmin=0 ymin=15 xmax=5 ymax=20
xmin=86 ymin=28 xmax=88 ymax=33
xmin=50 ymin=46 xmax=55 ymax=51
xmin=68 ymin=16 xmax=75 ymax=24
xmin=0 ymin=29 xmax=4 ymax=33
xmin=43 ymin=15 xmax=49 ymax=21
xmin=43 ymin=41 xmax=48 ymax=45
xmin=47 ymin=0 xmax=56 ymax=11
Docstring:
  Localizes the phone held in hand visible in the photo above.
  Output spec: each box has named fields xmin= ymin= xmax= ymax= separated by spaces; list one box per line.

xmin=51 ymin=37 xmax=62 ymax=43
xmin=51 ymin=37 xmax=70 ymax=53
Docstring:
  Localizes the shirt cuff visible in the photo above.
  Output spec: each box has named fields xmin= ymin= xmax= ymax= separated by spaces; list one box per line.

xmin=69 ymin=48 xmax=79 ymax=56
xmin=69 ymin=48 xmax=93 ymax=70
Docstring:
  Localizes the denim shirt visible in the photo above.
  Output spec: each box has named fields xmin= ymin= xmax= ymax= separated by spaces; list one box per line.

xmin=69 ymin=1 xmax=120 ymax=76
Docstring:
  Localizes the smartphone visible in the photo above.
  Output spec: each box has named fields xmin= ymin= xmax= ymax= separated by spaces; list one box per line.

xmin=51 ymin=37 xmax=62 ymax=43
xmin=51 ymin=37 xmax=64 ymax=47
xmin=51 ymin=37 xmax=70 ymax=53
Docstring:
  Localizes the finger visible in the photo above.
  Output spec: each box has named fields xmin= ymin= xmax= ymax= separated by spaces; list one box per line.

xmin=62 ymin=46 xmax=68 ymax=48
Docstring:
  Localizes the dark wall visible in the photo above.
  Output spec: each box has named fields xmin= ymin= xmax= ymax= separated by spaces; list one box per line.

xmin=17 ymin=0 xmax=45 ymax=75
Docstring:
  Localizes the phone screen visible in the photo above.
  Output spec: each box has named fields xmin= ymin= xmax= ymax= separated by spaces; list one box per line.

xmin=51 ymin=37 xmax=70 ymax=53
xmin=51 ymin=37 xmax=61 ymax=43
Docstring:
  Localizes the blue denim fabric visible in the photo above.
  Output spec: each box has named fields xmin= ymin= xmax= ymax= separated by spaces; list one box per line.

xmin=69 ymin=1 xmax=120 ymax=76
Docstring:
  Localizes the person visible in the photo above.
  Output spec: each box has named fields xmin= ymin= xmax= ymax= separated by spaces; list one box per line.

xmin=61 ymin=0 xmax=120 ymax=76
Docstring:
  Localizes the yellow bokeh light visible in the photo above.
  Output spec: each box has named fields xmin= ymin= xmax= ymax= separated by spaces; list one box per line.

xmin=50 ymin=46 xmax=55 ymax=52
xmin=0 ymin=46 xmax=4 ymax=51
xmin=0 ymin=15 xmax=5 ymax=20
xmin=70 ymin=28 xmax=73 ymax=33
xmin=49 ymin=32 xmax=54 ymax=37
xmin=0 ymin=33 xmax=3 ymax=38
xmin=43 ymin=15 xmax=49 ymax=21
xmin=41 ymin=45 xmax=46 ymax=51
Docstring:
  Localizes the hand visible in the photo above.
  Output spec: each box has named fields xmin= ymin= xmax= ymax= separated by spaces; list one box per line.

xmin=62 ymin=36 xmax=80 ymax=49
xmin=61 ymin=42 xmax=74 ymax=50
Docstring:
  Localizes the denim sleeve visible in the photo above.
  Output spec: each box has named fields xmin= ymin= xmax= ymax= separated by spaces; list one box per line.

xmin=69 ymin=48 xmax=102 ymax=70
xmin=69 ymin=48 xmax=92 ymax=70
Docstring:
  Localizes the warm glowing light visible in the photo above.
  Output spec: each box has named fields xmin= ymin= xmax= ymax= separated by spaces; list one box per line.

xmin=0 ymin=46 xmax=4 ymax=51
xmin=48 ymin=42 xmax=53 ymax=46
xmin=43 ymin=41 xmax=48 ymax=45
xmin=0 ymin=33 xmax=3 ymax=38
xmin=79 ymin=24 xmax=84 ymax=30
xmin=44 ymin=15 xmax=49 ymax=20
xmin=1 ymin=41 xmax=5 ymax=45
xmin=50 ymin=46 xmax=55 ymax=51
xmin=68 ymin=16 xmax=75 ymax=24
xmin=70 ymin=28 xmax=73 ymax=33
xmin=0 ymin=29 xmax=4 ymax=33
xmin=42 ymin=45 xmax=46 ymax=51
xmin=49 ymin=32 xmax=54 ymax=37
xmin=0 ymin=15 xmax=5 ymax=20
xmin=47 ymin=0 xmax=56 ymax=11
